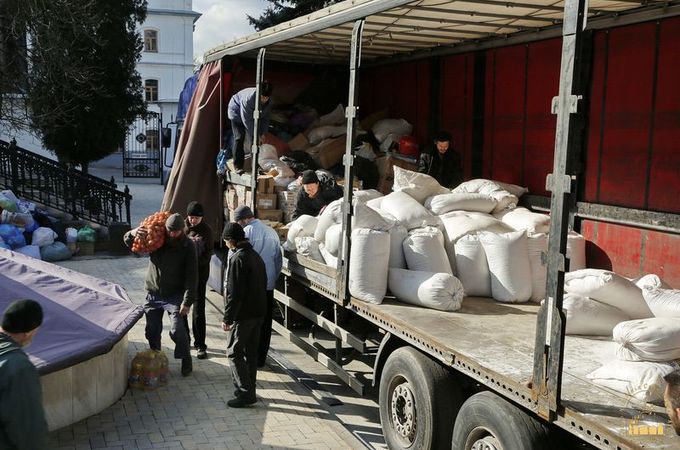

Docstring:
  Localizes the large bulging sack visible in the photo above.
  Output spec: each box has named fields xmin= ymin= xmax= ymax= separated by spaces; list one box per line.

xmin=388 ymin=224 xmax=408 ymax=269
xmin=614 ymin=318 xmax=680 ymax=362
xmin=425 ymin=192 xmax=497 ymax=215
xmin=453 ymin=179 xmax=522 ymax=213
xmin=587 ymin=360 xmax=679 ymax=404
xmin=353 ymin=189 xmax=383 ymax=204
xmin=381 ymin=191 xmax=436 ymax=230
xmin=349 ymin=229 xmax=390 ymax=304
xmin=372 ymin=118 xmax=413 ymax=143
xmin=15 ymin=245 xmax=41 ymax=260
xmin=479 ymin=230 xmax=532 ymax=303
xmin=494 ymin=207 xmax=550 ymax=233
xmin=388 ymin=269 xmax=464 ymax=311
xmin=392 ymin=166 xmax=449 ymax=204
xmin=642 ymin=287 xmax=680 ymax=318
xmin=403 ymin=227 xmax=452 ymax=274
xmin=295 ymin=237 xmax=325 ymax=263
xmin=566 ymin=231 xmax=586 ymax=271
xmin=634 ymin=274 xmax=670 ymax=290
xmin=319 ymin=243 xmax=339 ymax=268
xmin=285 ymin=215 xmax=318 ymax=250
xmin=527 ymin=232 xmax=548 ymax=303
xmin=40 ymin=241 xmax=72 ymax=262
xmin=353 ymin=202 xmax=391 ymax=231
xmin=324 ymin=223 xmax=343 ymax=256
xmin=559 ymin=293 xmax=629 ymax=336
xmin=454 ymin=234 xmax=491 ymax=297
xmin=314 ymin=199 xmax=342 ymax=242
xmin=32 ymin=227 xmax=58 ymax=247
xmin=564 ymin=269 xmax=653 ymax=319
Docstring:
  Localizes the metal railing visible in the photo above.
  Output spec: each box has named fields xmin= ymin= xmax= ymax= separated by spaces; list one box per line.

xmin=0 ymin=139 xmax=132 ymax=225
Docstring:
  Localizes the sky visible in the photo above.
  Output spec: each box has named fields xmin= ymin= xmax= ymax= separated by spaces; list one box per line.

xmin=193 ymin=0 xmax=270 ymax=62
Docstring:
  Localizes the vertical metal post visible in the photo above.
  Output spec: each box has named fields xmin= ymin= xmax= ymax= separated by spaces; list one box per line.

xmin=339 ymin=19 xmax=364 ymax=304
xmin=250 ymin=48 xmax=267 ymax=215
xmin=532 ymin=0 xmax=588 ymax=421
xmin=159 ymin=113 xmax=165 ymax=186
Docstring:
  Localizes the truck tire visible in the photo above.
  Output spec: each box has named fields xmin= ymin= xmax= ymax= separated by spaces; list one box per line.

xmin=451 ymin=391 xmax=550 ymax=450
xmin=379 ymin=346 xmax=461 ymax=449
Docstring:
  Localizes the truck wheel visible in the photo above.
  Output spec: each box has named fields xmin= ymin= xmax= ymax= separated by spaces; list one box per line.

xmin=379 ymin=346 xmax=461 ymax=449
xmin=451 ymin=391 xmax=550 ymax=450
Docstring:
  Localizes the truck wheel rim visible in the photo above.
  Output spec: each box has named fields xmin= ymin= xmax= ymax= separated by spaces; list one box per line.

xmin=466 ymin=427 xmax=501 ymax=450
xmin=390 ymin=379 xmax=417 ymax=446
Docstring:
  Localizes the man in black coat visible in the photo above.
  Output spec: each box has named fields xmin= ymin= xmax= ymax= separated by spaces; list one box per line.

xmin=292 ymin=170 xmax=343 ymax=220
xmin=418 ymin=130 xmax=463 ymax=188
xmin=221 ymin=222 xmax=267 ymax=408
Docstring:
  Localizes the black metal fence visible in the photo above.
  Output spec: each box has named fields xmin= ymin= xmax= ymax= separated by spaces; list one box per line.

xmin=123 ymin=112 xmax=162 ymax=179
xmin=0 ymin=139 xmax=132 ymax=225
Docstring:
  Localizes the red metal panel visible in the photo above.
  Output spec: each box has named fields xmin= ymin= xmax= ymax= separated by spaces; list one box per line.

xmin=648 ymin=17 xmax=680 ymax=213
xmin=580 ymin=220 xmax=643 ymax=278
xmin=482 ymin=51 xmax=496 ymax=179
xmin=441 ymin=53 xmax=474 ymax=179
xmin=414 ymin=61 xmax=432 ymax=146
xmin=642 ymin=230 xmax=680 ymax=288
xmin=524 ymin=39 xmax=561 ymax=196
xmin=584 ymin=32 xmax=608 ymax=203
xmin=598 ymin=23 xmax=656 ymax=208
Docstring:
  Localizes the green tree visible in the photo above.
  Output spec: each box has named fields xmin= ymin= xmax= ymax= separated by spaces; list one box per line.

xmin=248 ymin=0 xmax=342 ymax=31
xmin=9 ymin=0 xmax=147 ymax=169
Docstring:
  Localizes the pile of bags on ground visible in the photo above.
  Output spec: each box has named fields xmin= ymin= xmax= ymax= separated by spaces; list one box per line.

xmin=0 ymin=189 xmax=94 ymax=262
xmin=284 ymin=167 xmax=589 ymax=313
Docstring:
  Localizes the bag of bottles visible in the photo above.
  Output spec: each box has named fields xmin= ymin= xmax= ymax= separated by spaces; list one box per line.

xmin=128 ymin=349 xmax=169 ymax=390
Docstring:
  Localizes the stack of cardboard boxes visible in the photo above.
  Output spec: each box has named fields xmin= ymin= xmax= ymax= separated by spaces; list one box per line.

xmin=224 ymin=174 xmax=283 ymax=223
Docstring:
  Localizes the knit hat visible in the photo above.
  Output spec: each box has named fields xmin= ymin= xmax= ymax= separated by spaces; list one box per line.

xmin=301 ymin=170 xmax=319 ymax=184
xmin=165 ymin=213 xmax=185 ymax=231
xmin=233 ymin=205 xmax=254 ymax=222
xmin=2 ymin=299 xmax=43 ymax=333
xmin=186 ymin=201 xmax=204 ymax=217
xmin=222 ymin=222 xmax=245 ymax=241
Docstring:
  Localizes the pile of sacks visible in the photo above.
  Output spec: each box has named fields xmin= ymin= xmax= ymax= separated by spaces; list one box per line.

xmin=284 ymin=167 xmax=587 ymax=312
xmin=566 ymin=270 xmax=680 ymax=403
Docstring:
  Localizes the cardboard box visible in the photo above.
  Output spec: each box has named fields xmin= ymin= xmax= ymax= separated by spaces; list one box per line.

xmin=375 ymin=154 xmax=419 ymax=194
xmin=256 ymin=209 xmax=283 ymax=222
xmin=246 ymin=191 xmax=277 ymax=210
xmin=275 ymin=225 xmax=289 ymax=240
xmin=287 ymin=132 xmax=310 ymax=151
xmin=257 ymin=174 xmax=276 ymax=194
xmin=310 ymin=136 xmax=347 ymax=169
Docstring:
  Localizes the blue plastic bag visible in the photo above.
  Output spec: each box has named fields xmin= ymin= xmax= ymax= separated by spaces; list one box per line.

xmin=0 ymin=224 xmax=26 ymax=249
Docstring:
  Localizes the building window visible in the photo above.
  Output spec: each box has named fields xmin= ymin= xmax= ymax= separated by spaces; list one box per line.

xmin=144 ymin=79 xmax=158 ymax=102
xmin=144 ymin=29 xmax=158 ymax=52
xmin=146 ymin=129 xmax=159 ymax=151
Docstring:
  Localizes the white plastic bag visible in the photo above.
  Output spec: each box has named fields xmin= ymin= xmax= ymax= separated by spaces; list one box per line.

xmin=403 ymin=227 xmax=452 ymax=274
xmin=318 ymin=103 xmax=345 ymax=126
xmin=258 ymin=143 xmax=279 ymax=161
xmin=295 ymin=237 xmax=325 ymax=263
xmin=614 ymin=318 xmax=680 ymax=362
xmin=587 ymin=360 xmax=678 ymax=404
xmin=388 ymin=269 xmax=464 ymax=311
xmin=286 ymin=215 xmax=318 ymax=250
xmin=32 ymin=227 xmax=57 ymax=247
xmin=372 ymin=118 xmax=413 ymax=143
xmin=425 ymin=192 xmax=497 ymax=215
xmin=66 ymin=227 xmax=79 ymax=244
xmin=454 ymin=234 xmax=491 ymax=297
xmin=349 ymin=228 xmax=390 ymax=304
xmin=479 ymin=230 xmax=532 ymax=303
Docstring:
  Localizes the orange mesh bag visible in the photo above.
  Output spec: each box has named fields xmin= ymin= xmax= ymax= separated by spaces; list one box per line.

xmin=131 ymin=211 xmax=172 ymax=253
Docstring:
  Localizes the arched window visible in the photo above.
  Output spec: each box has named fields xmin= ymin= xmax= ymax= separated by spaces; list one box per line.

xmin=144 ymin=29 xmax=158 ymax=52
xmin=144 ymin=79 xmax=158 ymax=102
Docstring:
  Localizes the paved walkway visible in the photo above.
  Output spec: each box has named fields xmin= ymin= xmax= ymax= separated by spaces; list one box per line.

xmin=48 ymin=168 xmax=383 ymax=449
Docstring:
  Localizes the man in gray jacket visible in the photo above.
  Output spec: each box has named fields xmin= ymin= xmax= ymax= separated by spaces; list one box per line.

xmin=227 ymin=81 xmax=273 ymax=172
xmin=0 ymin=299 xmax=47 ymax=450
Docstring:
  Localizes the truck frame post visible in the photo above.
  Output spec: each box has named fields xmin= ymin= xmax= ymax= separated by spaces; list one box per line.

xmin=250 ymin=47 xmax=267 ymax=214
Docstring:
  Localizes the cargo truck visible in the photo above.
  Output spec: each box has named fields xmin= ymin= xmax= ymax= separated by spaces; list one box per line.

xmin=163 ymin=0 xmax=680 ymax=448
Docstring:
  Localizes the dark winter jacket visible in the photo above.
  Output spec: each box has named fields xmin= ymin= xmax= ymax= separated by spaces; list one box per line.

xmin=418 ymin=145 xmax=463 ymax=188
xmin=223 ymin=242 xmax=267 ymax=325
xmin=124 ymin=231 xmax=198 ymax=306
xmin=0 ymin=333 xmax=48 ymax=450
xmin=292 ymin=183 xmax=343 ymax=220
xmin=185 ymin=219 xmax=214 ymax=269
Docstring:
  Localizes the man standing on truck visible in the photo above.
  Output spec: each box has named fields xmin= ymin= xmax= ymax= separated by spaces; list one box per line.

xmin=418 ymin=130 xmax=463 ymax=188
xmin=227 ymin=81 xmax=274 ymax=173
xmin=664 ymin=369 xmax=680 ymax=435
xmin=221 ymin=222 xmax=268 ymax=407
xmin=292 ymin=169 xmax=343 ymax=220
xmin=233 ymin=205 xmax=283 ymax=367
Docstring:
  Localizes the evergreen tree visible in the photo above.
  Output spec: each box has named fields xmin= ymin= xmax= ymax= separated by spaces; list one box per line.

xmin=248 ymin=0 xmax=342 ymax=31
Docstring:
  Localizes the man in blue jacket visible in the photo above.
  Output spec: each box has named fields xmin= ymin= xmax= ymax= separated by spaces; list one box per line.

xmin=227 ymin=81 xmax=273 ymax=173
xmin=234 ymin=205 xmax=283 ymax=367
xmin=0 ymin=299 xmax=47 ymax=450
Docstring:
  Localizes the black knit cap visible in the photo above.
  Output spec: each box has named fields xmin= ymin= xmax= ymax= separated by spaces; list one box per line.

xmin=186 ymin=201 xmax=204 ymax=217
xmin=2 ymin=299 xmax=43 ymax=333
xmin=301 ymin=170 xmax=319 ymax=184
xmin=222 ymin=222 xmax=245 ymax=242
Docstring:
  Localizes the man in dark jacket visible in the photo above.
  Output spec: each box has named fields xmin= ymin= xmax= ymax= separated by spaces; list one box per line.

xmin=124 ymin=213 xmax=197 ymax=376
xmin=184 ymin=201 xmax=213 ymax=360
xmin=418 ymin=130 xmax=463 ymax=188
xmin=0 ymin=299 xmax=48 ymax=450
xmin=292 ymin=170 xmax=343 ymax=220
xmin=221 ymin=222 xmax=267 ymax=408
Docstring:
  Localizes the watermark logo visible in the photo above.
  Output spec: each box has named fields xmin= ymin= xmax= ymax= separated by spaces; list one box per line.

xmin=625 ymin=390 xmax=668 ymax=437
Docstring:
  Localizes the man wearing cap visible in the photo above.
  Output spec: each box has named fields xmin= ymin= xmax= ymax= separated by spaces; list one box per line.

xmin=418 ymin=130 xmax=463 ymax=188
xmin=234 ymin=205 xmax=282 ymax=367
xmin=221 ymin=222 xmax=268 ymax=407
xmin=184 ymin=201 xmax=214 ymax=359
xmin=0 ymin=299 xmax=48 ymax=450
xmin=292 ymin=169 xmax=343 ymax=220
xmin=124 ymin=213 xmax=197 ymax=376
xmin=227 ymin=81 xmax=274 ymax=173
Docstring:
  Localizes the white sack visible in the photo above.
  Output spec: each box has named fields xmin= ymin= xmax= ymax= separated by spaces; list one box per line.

xmin=388 ymin=269 xmax=464 ymax=311
xmin=560 ymin=293 xmax=629 ymax=336
xmin=392 ymin=166 xmax=449 ymax=204
xmin=318 ymin=103 xmax=345 ymax=126
xmin=15 ymin=245 xmax=41 ymax=260
xmin=372 ymin=118 xmax=413 ymax=143
xmin=381 ymin=191 xmax=435 ymax=230
xmin=403 ymin=227 xmax=452 ymax=275
xmin=366 ymin=196 xmax=384 ymax=211
xmin=527 ymin=232 xmax=549 ymax=302
xmin=479 ymin=230 xmax=532 ymax=303
xmin=349 ymin=229 xmax=390 ymax=304
xmin=260 ymin=158 xmax=295 ymax=178
xmin=453 ymin=179 xmax=519 ymax=213
xmin=614 ymin=318 xmax=680 ymax=362
xmin=454 ymin=234 xmax=491 ymax=297
xmin=324 ymin=223 xmax=343 ymax=256
xmin=495 ymin=181 xmax=529 ymax=198
xmin=587 ymin=360 xmax=678 ymax=404
xmin=65 ymin=227 xmax=78 ymax=244
xmin=319 ymin=243 xmax=339 ymax=268
xmin=494 ymin=207 xmax=550 ymax=233
xmin=286 ymin=215 xmax=318 ymax=250
xmin=353 ymin=189 xmax=383 ymax=204
xmin=642 ymin=287 xmax=680 ymax=318
xmin=564 ymin=269 xmax=653 ymax=319
xmin=258 ymin=144 xmax=279 ymax=161
xmin=388 ymin=224 xmax=408 ymax=269
xmin=314 ymin=199 xmax=342 ymax=242
xmin=353 ymin=202 xmax=391 ymax=231
xmin=566 ymin=231 xmax=586 ymax=271
xmin=425 ymin=193 xmax=497 ymax=215
xmin=634 ymin=274 xmax=671 ymax=290
xmin=295 ymin=237 xmax=325 ymax=262
xmin=307 ymin=125 xmax=346 ymax=144
xmin=32 ymin=227 xmax=57 ymax=247
xmin=379 ymin=133 xmax=402 ymax=152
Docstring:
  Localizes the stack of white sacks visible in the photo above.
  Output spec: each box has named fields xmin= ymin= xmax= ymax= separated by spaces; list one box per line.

xmin=284 ymin=166 xmax=589 ymax=313
xmin=571 ymin=271 xmax=680 ymax=404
